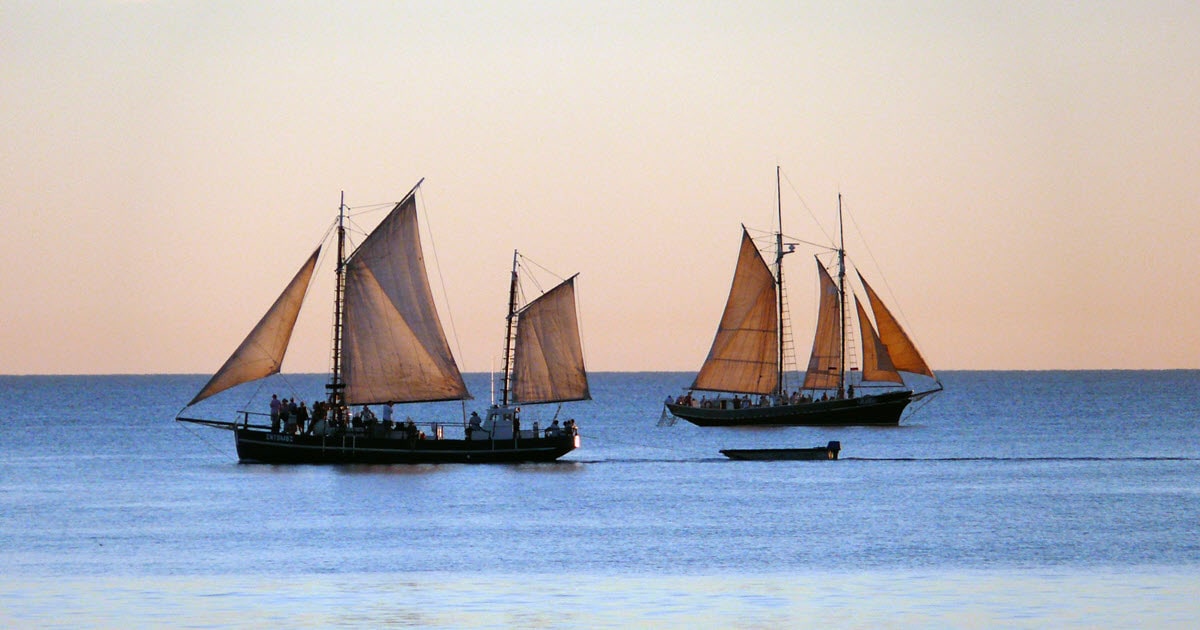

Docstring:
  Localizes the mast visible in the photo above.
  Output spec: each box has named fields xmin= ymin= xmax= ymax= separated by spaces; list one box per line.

xmin=500 ymin=249 xmax=520 ymax=406
xmin=836 ymin=193 xmax=847 ymax=400
xmin=774 ymin=165 xmax=785 ymax=401
xmin=327 ymin=192 xmax=347 ymax=415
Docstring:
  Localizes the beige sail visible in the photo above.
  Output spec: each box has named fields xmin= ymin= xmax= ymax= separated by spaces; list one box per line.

xmin=802 ymin=259 xmax=843 ymax=390
xmin=855 ymin=296 xmax=903 ymax=384
xmin=691 ymin=229 xmax=778 ymax=395
xmin=512 ymin=276 xmax=591 ymax=404
xmin=342 ymin=194 xmax=469 ymax=404
xmin=188 ymin=247 xmax=321 ymax=406
xmin=857 ymin=272 xmax=935 ymax=378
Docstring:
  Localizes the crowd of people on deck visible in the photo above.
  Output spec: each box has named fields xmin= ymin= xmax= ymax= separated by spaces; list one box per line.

xmin=268 ymin=394 xmax=578 ymax=441
xmin=267 ymin=395 xmax=420 ymax=439
xmin=667 ymin=387 xmax=852 ymax=409
xmin=542 ymin=418 xmax=578 ymax=437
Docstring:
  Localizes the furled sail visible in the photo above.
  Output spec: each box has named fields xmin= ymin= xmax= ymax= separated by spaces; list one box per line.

xmin=188 ymin=246 xmax=321 ymax=406
xmin=512 ymin=276 xmax=591 ymax=404
xmin=802 ymin=259 xmax=843 ymax=390
xmin=855 ymin=296 xmax=903 ymax=384
xmin=857 ymin=272 xmax=935 ymax=378
xmin=691 ymin=229 xmax=778 ymax=395
xmin=342 ymin=193 xmax=469 ymax=404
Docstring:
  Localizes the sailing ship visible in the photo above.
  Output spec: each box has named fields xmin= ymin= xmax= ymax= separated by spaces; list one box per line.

xmin=176 ymin=181 xmax=585 ymax=463
xmin=666 ymin=168 xmax=941 ymax=427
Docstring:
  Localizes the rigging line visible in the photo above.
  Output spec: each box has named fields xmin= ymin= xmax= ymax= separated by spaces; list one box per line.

xmin=243 ymin=377 xmax=270 ymax=413
xmin=271 ymin=372 xmax=314 ymax=404
xmin=784 ymin=235 xmax=838 ymax=252
xmin=339 ymin=198 xmax=407 ymax=255
xmin=344 ymin=215 xmax=385 ymax=249
xmin=746 ymin=225 xmax=833 ymax=255
xmin=310 ymin=215 xmax=339 ymax=258
xmin=176 ymin=420 xmax=237 ymax=460
xmin=340 ymin=201 xmax=393 ymax=241
xmin=779 ymin=167 xmax=835 ymax=246
xmin=415 ymin=185 xmax=468 ymax=372
xmin=346 ymin=201 xmax=396 ymax=214
xmin=903 ymin=390 xmax=939 ymax=420
xmin=517 ymin=252 xmax=568 ymax=286
xmin=573 ymin=275 xmax=590 ymax=369
xmin=841 ymin=199 xmax=924 ymax=349
xmin=516 ymin=256 xmax=545 ymax=298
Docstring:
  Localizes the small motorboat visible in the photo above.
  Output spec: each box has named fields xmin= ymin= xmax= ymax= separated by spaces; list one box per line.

xmin=720 ymin=441 xmax=841 ymax=461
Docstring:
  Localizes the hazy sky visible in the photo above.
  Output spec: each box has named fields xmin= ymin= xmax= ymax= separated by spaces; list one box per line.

xmin=3 ymin=1 xmax=1198 ymax=375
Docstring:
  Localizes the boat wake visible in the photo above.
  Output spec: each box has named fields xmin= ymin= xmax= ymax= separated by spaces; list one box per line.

xmin=568 ymin=455 xmax=1199 ymax=464
xmin=843 ymin=456 xmax=1198 ymax=462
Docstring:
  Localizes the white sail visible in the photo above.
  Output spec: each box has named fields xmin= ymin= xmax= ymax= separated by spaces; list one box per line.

xmin=855 ymin=295 xmax=903 ymax=384
xmin=802 ymin=258 xmax=842 ymax=390
xmin=690 ymin=229 xmax=779 ymax=395
xmin=188 ymin=247 xmax=321 ymax=406
xmin=857 ymin=272 xmax=935 ymax=379
xmin=512 ymin=276 xmax=590 ymax=404
xmin=342 ymin=193 xmax=469 ymax=404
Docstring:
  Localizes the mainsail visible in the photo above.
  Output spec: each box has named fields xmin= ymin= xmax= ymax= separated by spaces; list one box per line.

xmin=342 ymin=193 xmax=469 ymax=405
xmin=691 ymin=229 xmax=779 ymax=395
xmin=511 ymin=276 xmax=591 ymax=404
xmin=857 ymin=272 xmax=935 ymax=378
xmin=802 ymin=258 xmax=843 ymax=390
xmin=188 ymin=246 xmax=321 ymax=406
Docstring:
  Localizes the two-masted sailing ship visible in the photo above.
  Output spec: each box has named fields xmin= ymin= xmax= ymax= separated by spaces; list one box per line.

xmin=176 ymin=181 xmax=586 ymax=463
xmin=666 ymin=168 xmax=941 ymax=427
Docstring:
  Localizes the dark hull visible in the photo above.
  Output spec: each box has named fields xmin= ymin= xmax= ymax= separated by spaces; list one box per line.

xmin=721 ymin=446 xmax=839 ymax=461
xmin=724 ymin=444 xmax=840 ymax=458
xmin=234 ymin=429 xmax=580 ymax=464
xmin=668 ymin=390 xmax=913 ymax=427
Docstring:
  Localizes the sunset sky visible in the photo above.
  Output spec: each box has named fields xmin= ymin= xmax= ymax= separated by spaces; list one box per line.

xmin=3 ymin=1 xmax=1198 ymax=375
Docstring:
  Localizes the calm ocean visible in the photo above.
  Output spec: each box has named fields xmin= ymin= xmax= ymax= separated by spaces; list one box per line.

xmin=1 ymin=371 xmax=1198 ymax=628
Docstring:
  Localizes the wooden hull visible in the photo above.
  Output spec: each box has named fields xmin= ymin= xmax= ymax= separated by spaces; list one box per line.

xmin=667 ymin=390 xmax=913 ymax=427
xmin=721 ymin=441 xmax=841 ymax=461
xmin=234 ymin=429 xmax=580 ymax=464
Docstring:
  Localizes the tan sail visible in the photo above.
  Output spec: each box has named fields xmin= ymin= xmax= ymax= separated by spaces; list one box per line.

xmin=691 ymin=229 xmax=779 ymax=395
xmin=512 ymin=276 xmax=591 ymax=404
xmin=342 ymin=194 xmax=469 ymax=404
xmin=855 ymin=296 xmax=903 ymax=384
xmin=188 ymin=247 xmax=321 ymax=406
xmin=857 ymin=272 xmax=935 ymax=378
xmin=802 ymin=259 xmax=843 ymax=390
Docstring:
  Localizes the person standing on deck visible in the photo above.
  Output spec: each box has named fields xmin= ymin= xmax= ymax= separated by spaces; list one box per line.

xmin=296 ymin=402 xmax=309 ymax=434
xmin=269 ymin=394 xmax=282 ymax=433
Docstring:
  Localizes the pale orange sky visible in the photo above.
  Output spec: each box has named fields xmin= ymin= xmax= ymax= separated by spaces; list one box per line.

xmin=2 ymin=2 xmax=1198 ymax=374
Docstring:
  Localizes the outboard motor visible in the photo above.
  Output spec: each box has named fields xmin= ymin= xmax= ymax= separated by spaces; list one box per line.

xmin=827 ymin=441 xmax=841 ymax=459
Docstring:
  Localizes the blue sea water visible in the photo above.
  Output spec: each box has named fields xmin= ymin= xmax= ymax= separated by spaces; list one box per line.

xmin=1 ymin=371 xmax=1198 ymax=628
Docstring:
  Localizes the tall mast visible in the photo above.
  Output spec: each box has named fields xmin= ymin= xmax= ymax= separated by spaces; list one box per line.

xmin=327 ymin=191 xmax=347 ymax=414
xmin=500 ymin=249 xmax=520 ymax=406
xmin=774 ymin=166 xmax=785 ymax=400
xmin=836 ymin=193 xmax=847 ymax=400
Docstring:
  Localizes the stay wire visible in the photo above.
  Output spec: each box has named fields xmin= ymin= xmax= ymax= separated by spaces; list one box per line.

xmin=415 ymin=186 xmax=471 ymax=413
xmin=840 ymin=197 xmax=929 ymax=362
xmin=176 ymin=420 xmax=238 ymax=460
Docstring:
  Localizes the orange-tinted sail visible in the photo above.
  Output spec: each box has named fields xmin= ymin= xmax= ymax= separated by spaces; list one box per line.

xmin=855 ymin=296 xmax=903 ymax=383
xmin=691 ymin=229 xmax=779 ymax=395
xmin=188 ymin=246 xmax=321 ymax=405
xmin=858 ymin=272 xmax=935 ymax=378
xmin=802 ymin=258 xmax=843 ymax=390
